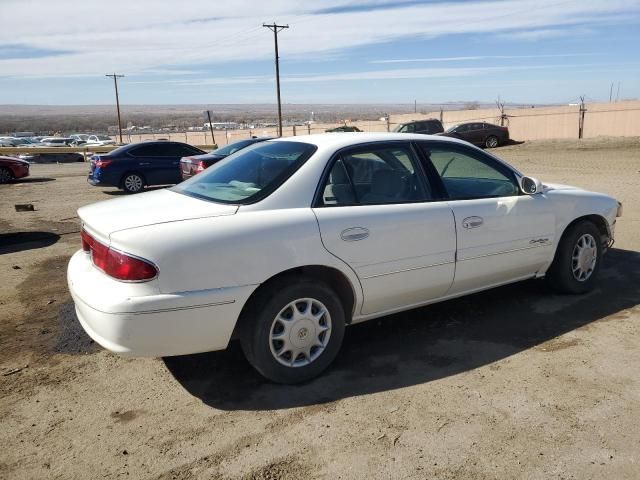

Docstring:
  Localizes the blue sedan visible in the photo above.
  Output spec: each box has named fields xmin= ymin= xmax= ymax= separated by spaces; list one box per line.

xmin=88 ymin=141 xmax=206 ymax=193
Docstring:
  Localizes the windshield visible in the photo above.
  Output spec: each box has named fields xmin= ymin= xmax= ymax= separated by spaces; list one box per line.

xmin=213 ymin=139 xmax=254 ymax=156
xmin=174 ymin=141 xmax=316 ymax=204
xmin=97 ymin=135 xmax=112 ymax=141
xmin=445 ymin=124 xmax=459 ymax=133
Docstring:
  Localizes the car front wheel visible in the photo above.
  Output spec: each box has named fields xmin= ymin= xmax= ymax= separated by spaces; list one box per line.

xmin=240 ymin=277 xmax=346 ymax=384
xmin=122 ymin=173 xmax=145 ymax=193
xmin=546 ymin=220 xmax=603 ymax=294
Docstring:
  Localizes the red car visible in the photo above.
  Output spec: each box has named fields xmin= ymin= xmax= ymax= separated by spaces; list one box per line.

xmin=0 ymin=156 xmax=30 ymax=183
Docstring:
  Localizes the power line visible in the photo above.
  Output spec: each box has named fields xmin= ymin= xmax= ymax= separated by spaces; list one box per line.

xmin=263 ymin=23 xmax=289 ymax=137
xmin=105 ymin=73 xmax=125 ymax=144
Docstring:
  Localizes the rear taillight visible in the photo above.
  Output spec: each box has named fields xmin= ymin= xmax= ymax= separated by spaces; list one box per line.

xmin=95 ymin=159 xmax=112 ymax=168
xmin=80 ymin=229 xmax=157 ymax=281
xmin=196 ymin=161 xmax=206 ymax=173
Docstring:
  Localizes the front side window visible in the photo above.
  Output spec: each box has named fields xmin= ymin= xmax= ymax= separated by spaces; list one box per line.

xmin=321 ymin=144 xmax=430 ymax=206
xmin=174 ymin=141 xmax=316 ymax=204
xmin=419 ymin=143 xmax=517 ymax=200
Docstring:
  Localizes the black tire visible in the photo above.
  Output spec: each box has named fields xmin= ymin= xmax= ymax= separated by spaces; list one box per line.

xmin=0 ymin=167 xmax=13 ymax=184
xmin=121 ymin=172 xmax=145 ymax=193
xmin=485 ymin=135 xmax=499 ymax=148
xmin=239 ymin=276 xmax=346 ymax=384
xmin=546 ymin=220 xmax=603 ymax=294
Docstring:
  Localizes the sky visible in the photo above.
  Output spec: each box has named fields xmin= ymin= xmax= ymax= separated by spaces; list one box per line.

xmin=0 ymin=0 xmax=639 ymax=105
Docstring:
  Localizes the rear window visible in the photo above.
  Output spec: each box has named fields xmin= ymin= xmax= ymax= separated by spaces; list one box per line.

xmin=173 ymin=141 xmax=317 ymax=204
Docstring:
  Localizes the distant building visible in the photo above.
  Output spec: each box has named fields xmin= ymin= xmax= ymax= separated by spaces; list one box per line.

xmin=204 ymin=122 xmax=240 ymax=130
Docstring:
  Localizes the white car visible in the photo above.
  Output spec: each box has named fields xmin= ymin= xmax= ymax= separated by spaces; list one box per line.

xmin=68 ymin=133 xmax=622 ymax=383
xmin=86 ymin=135 xmax=116 ymax=146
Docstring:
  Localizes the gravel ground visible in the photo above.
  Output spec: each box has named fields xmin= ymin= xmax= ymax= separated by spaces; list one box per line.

xmin=1 ymin=137 xmax=639 ymax=479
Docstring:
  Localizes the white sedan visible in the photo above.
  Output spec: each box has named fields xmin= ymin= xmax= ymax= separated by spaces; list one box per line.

xmin=68 ymin=133 xmax=622 ymax=383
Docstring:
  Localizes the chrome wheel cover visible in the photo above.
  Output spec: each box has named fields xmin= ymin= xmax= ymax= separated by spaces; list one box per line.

xmin=269 ymin=298 xmax=332 ymax=368
xmin=125 ymin=175 xmax=142 ymax=191
xmin=572 ymin=233 xmax=597 ymax=282
xmin=487 ymin=137 xmax=498 ymax=148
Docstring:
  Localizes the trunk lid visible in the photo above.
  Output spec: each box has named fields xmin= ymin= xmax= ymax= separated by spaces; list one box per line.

xmin=78 ymin=188 xmax=238 ymax=238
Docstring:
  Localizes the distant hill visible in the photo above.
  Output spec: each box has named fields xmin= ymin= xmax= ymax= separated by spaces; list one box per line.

xmin=0 ymin=102 xmax=551 ymax=134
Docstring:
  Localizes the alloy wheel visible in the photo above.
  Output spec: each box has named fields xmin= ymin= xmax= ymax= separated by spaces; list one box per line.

xmin=124 ymin=174 xmax=143 ymax=192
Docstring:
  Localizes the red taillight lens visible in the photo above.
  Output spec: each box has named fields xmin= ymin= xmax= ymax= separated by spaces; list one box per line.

xmin=80 ymin=229 xmax=157 ymax=281
xmin=196 ymin=161 xmax=206 ymax=172
xmin=95 ymin=159 xmax=112 ymax=168
xmin=81 ymin=229 xmax=92 ymax=252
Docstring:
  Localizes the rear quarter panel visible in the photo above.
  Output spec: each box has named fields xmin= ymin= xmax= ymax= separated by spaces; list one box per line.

xmin=108 ymin=208 xmax=364 ymax=311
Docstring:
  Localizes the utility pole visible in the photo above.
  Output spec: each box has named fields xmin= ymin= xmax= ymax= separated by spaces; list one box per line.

xmin=414 ymin=99 xmax=417 ymax=113
xmin=205 ymin=110 xmax=216 ymax=145
xmin=609 ymin=82 xmax=614 ymax=103
xmin=263 ymin=22 xmax=289 ymax=137
xmin=496 ymin=96 xmax=506 ymax=127
xmin=615 ymin=82 xmax=621 ymax=102
xmin=578 ymin=95 xmax=587 ymax=139
xmin=105 ymin=73 xmax=124 ymax=144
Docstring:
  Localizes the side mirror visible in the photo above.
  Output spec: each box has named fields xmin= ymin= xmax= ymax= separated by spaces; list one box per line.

xmin=520 ymin=176 xmax=543 ymax=195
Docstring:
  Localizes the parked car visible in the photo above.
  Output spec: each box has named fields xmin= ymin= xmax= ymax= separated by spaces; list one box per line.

xmin=393 ymin=119 xmax=444 ymax=135
xmin=440 ymin=122 xmax=509 ymax=148
xmin=325 ymin=126 xmax=362 ymax=132
xmin=0 ymin=156 xmax=30 ymax=183
xmin=180 ymin=137 xmax=273 ymax=180
xmin=40 ymin=137 xmax=75 ymax=147
xmin=88 ymin=141 xmax=206 ymax=193
xmin=68 ymin=133 xmax=622 ymax=384
xmin=86 ymin=134 xmax=116 ymax=146
xmin=70 ymin=134 xmax=90 ymax=143
xmin=18 ymin=152 xmax=84 ymax=163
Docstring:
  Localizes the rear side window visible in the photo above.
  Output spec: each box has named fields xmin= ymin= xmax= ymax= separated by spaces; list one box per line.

xmin=174 ymin=141 xmax=316 ymax=204
xmin=129 ymin=144 xmax=164 ymax=157
xmin=320 ymin=144 xmax=431 ymax=206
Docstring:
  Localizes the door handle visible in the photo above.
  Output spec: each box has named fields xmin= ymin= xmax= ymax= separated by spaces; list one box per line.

xmin=340 ymin=227 xmax=369 ymax=242
xmin=462 ymin=216 xmax=483 ymax=229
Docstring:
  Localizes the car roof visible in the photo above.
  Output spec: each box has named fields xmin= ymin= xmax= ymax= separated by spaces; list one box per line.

xmin=399 ymin=118 xmax=441 ymax=125
xmin=272 ymin=132 xmax=471 ymax=150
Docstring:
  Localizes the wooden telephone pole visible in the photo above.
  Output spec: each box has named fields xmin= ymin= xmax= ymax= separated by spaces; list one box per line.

xmin=105 ymin=73 xmax=124 ymax=144
xmin=263 ymin=23 xmax=289 ymax=137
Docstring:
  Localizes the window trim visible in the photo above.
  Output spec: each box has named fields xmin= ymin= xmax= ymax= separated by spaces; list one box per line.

xmin=416 ymin=140 xmax=521 ymax=201
xmin=312 ymin=140 xmax=437 ymax=208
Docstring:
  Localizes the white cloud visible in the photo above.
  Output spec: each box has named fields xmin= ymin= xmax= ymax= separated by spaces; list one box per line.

xmin=369 ymin=53 xmax=596 ymax=64
xmin=0 ymin=0 xmax=638 ymax=78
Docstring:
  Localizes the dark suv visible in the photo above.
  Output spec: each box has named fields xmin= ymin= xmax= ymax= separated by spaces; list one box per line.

xmin=393 ymin=119 xmax=444 ymax=135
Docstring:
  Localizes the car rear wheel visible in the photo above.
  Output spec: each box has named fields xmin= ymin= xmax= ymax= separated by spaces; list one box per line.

xmin=121 ymin=173 xmax=145 ymax=193
xmin=485 ymin=135 xmax=499 ymax=148
xmin=240 ymin=277 xmax=346 ymax=384
xmin=546 ymin=220 xmax=603 ymax=294
xmin=0 ymin=167 xmax=13 ymax=184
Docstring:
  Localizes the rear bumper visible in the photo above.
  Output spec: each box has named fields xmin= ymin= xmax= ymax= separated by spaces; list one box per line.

xmin=67 ymin=250 xmax=256 ymax=357
xmin=87 ymin=175 xmax=108 ymax=186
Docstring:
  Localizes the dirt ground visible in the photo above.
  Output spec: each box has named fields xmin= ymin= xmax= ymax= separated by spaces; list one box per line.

xmin=1 ymin=137 xmax=639 ymax=480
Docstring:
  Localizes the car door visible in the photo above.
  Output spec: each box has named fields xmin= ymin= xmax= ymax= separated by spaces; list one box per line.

xmin=313 ymin=141 xmax=456 ymax=316
xmin=127 ymin=144 xmax=166 ymax=185
xmin=417 ymin=141 xmax=556 ymax=295
xmin=465 ymin=123 xmax=485 ymax=145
